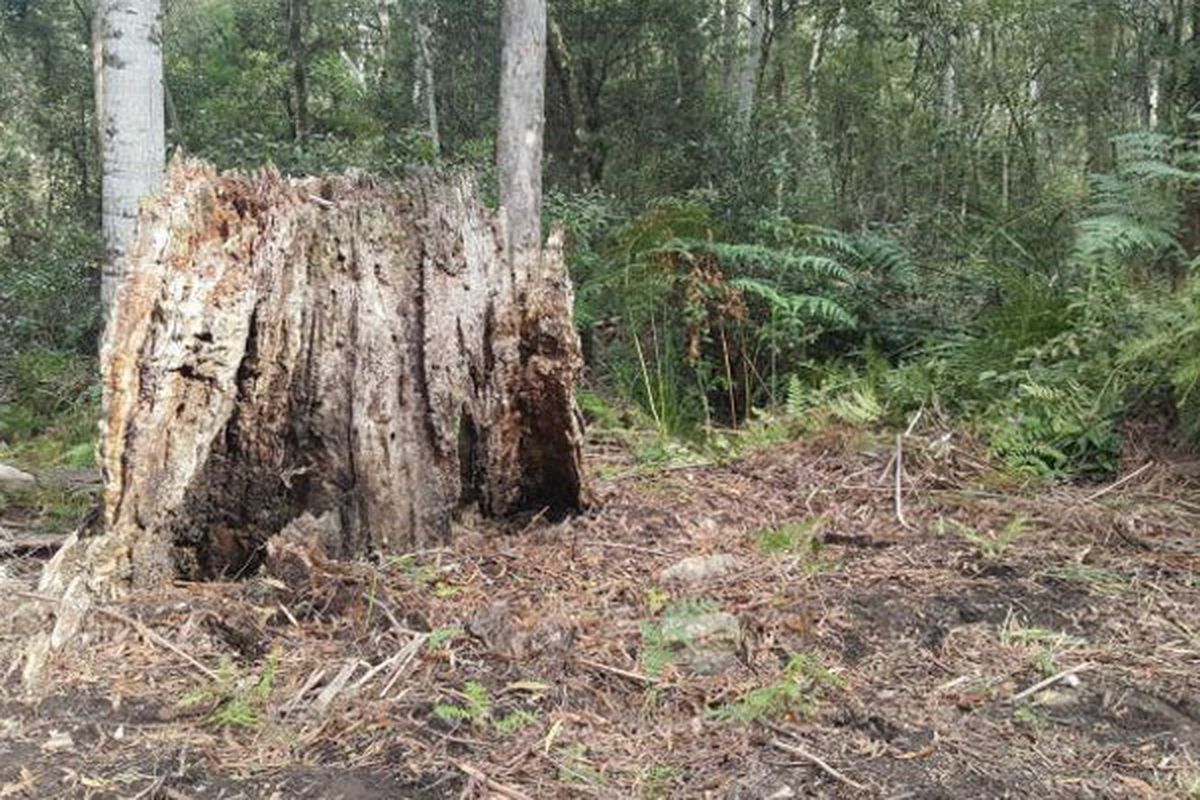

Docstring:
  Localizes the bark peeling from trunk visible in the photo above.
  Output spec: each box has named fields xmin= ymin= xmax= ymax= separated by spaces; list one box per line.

xmin=58 ymin=159 xmax=586 ymax=595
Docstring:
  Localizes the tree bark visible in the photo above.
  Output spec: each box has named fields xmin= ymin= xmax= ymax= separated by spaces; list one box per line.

xmin=98 ymin=0 xmax=165 ymax=325
xmin=25 ymin=160 xmax=586 ymax=681
xmin=497 ymin=0 xmax=546 ymax=270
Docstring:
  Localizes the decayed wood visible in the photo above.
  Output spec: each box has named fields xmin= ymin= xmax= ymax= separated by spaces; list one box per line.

xmin=31 ymin=158 xmax=585 ymax=640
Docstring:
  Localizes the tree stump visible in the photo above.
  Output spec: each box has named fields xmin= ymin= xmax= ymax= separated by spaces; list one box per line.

xmin=25 ymin=159 xmax=585 ymax=680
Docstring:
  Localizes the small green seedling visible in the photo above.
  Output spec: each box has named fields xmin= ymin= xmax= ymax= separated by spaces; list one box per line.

xmin=640 ymin=764 xmax=681 ymax=799
xmin=1013 ymin=705 xmax=1049 ymax=730
xmin=756 ymin=518 xmax=824 ymax=556
xmin=942 ymin=516 xmax=1027 ymax=560
xmin=711 ymin=652 xmax=843 ymax=722
xmin=180 ymin=650 xmax=279 ymax=729
xmin=639 ymin=598 xmax=720 ymax=679
xmin=645 ymin=587 xmax=670 ymax=614
xmin=555 ymin=743 xmax=607 ymax=786
xmin=433 ymin=681 xmax=541 ymax=736
xmin=434 ymin=680 xmax=491 ymax=726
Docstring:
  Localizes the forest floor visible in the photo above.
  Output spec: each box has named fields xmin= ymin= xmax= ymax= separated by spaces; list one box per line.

xmin=0 ymin=423 xmax=1199 ymax=798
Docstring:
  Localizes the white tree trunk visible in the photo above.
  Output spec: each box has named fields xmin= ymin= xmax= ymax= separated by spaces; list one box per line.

xmin=736 ymin=0 xmax=765 ymax=121
xmin=414 ymin=17 xmax=441 ymax=154
xmin=98 ymin=0 xmax=165 ymax=323
xmin=497 ymin=0 xmax=546 ymax=272
xmin=1147 ymin=57 xmax=1162 ymax=129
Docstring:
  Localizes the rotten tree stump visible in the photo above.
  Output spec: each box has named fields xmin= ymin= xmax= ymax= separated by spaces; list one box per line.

xmin=26 ymin=159 xmax=584 ymax=678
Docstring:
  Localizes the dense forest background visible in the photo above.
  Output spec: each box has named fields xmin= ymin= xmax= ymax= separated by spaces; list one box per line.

xmin=4 ymin=0 xmax=1200 ymax=481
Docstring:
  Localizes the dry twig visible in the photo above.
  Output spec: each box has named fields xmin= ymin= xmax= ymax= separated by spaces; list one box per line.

xmin=768 ymin=737 xmax=869 ymax=792
xmin=453 ymin=761 xmax=533 ymax=800
xmin=1010 ymin=662 xmax=1095 ymax=705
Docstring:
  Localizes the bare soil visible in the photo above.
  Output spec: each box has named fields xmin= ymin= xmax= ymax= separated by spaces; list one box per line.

xmin=0 ymin=426 xmax=1198 ymax=798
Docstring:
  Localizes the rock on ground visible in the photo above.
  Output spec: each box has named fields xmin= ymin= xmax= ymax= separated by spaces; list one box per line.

xmin=0 ymin=464 xmax=35 ymax=489
xmin=662 ymin=611 xmax=742 ymax=675
xmin=660 ymin=554 xmax=741 ymax=584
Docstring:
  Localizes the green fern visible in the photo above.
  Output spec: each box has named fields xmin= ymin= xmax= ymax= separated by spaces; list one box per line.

xmin=731 ymin=277 xmax=856 ymax=329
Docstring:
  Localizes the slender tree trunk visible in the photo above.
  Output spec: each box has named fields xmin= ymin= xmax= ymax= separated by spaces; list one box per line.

xmin=98 ymin=0 xmax=165 ymax=324
xmin=497 ymin=0 xmax=546 ymax=271
xmin=805 ymin=17 xmax=828 ymax=103
xmin=547 ymin=13 xmax=593 ymax=189
xmin=1179 ymin=0 xmax=1200 ymax=261
xmin=721 ymin=0 xmax=738 ymax=97
xmin=737 ymin=0 xmax=764 ymax=121
xmin=164 ymin=77 xmax=182 ymax=143
xmin=287 ymin=0 xmax=309 ymax=142
xmin=414 ymin=16 xmax=441 ymax=155
xmin=767 ymin=0 xmax=787 ymax=105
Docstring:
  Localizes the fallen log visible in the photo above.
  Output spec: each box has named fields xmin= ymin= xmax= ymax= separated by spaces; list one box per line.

xmin=25 ymin=159 xmax=585 ymax=681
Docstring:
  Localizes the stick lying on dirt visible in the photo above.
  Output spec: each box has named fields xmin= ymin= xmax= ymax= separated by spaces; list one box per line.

xmin=894 ymin=433 xmax=912 ymax=531
xmin=18 ymin=591 xmax=219 ymax=681
xmin=1009 ymin=662 xmax=1095 ymax=705
xmin=577 ymin=657 xmax=660 ymax=686
xmin=1083 ymin=462 xmax=1154 ymax=503
xmin=453 ymin=761 xmax=534 ymax=800
xmin=768 ymin=737 xmax=869 ymax=792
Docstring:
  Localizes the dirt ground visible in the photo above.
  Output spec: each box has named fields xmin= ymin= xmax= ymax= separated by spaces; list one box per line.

xmin=0 ymin=425 xmax=1198 ymax=799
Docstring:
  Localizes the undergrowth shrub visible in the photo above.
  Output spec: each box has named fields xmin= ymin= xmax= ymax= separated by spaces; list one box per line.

xmin=572 ymin=198 xmax=914 ymax=435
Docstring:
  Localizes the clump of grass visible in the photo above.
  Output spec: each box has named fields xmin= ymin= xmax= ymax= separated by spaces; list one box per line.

xmin=0 ymin=482 xmax=98 ymax=535
xmin=389 ymin=554 xmax=437 ymax=585
xmin=1047 ymin=564 xmax=1129 ymax=592
xmin=710 ymin=652 xmax=843 ymax=722
xmin=494 ymin=709 xmax=540 ymax=734
xmin=1176 ymin=772 xmax=1200 ymax=799
xmin=576 ymin=389 xmax=627 ymax=430
xmin=1000 ymin=612 xmax=1086 ymax=682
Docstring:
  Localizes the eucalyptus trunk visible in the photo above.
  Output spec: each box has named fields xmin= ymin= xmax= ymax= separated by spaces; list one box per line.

xmin=497 ymin=0 xmax=546 ymax=270
xmin=414 ymin=17 xmax=441 ymax=154
xmin=98 ymin=0 xmax=165 ymax=323
xmin=736 ymin=0 xmax=765 ymax=121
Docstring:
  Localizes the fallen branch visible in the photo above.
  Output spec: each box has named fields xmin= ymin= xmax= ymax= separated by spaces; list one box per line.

xmin=453 ymin=761 xmax=534 ymax=800
xmin=379 ymin=633 xmax=428 ymax=699
xmin=894 ymin=433 xmax=912 ymax=531
xmin=768 ymin=737 xmax=869 ymax=792
xmin=1009 ymin=662 xmax=1095 ymax=705
xmin=577 ymin=657 xmax=660 ymax=686
xmin=1083 ymin=462 xmax=1154 ymax=504
xmin=18 ymin=591 xmax=218 ymax=681
xmin=588 ymin=540 xmax=674 ymax=558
